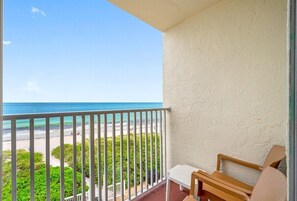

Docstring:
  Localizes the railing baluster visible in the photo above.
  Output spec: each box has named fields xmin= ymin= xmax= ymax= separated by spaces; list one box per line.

xmin=155 ymin=111 xmax=158 ymax=184
xmin=11 ymin=119 xmax=17 ymax=201
xmin=120 ymin=113 xmax=124 ymax=201
xmin=127 ymin=113 xmax=131 ymax=200
xmin=145 ymin=112 xmax=148 ymax=190
xmin=46 ymin=118 xmax=50 ymax=201
xmin=60 ymin=117 xmax=65 ymax=201
xmin=133 ymin=112 xmax=137 ymax=197
xmin=97 ymin=114 xmax=102 ymax=201
xmin=164 ymin=111 xmax=167 ymax=177
xmin=160 ymin=111 xmax=163 ymax=180
xmin=139 ymin=112 xmax=143 ymax=193
xmin=150 ymin=112 xmax=153 ymax=186
xmin=30 ymin=118 xmax=35 ymax=201
xmin=104 ymin=114 xmax=108 ymax=201
xmin=89 ymin=115 xmax=95 ymax=200
xmin=112 ymin=114 xmax=116 ymax=201
xmin=81 ymin=115 xmax=86 ymax=201
xmin=73 ymin=116 xmax=77 ymax=201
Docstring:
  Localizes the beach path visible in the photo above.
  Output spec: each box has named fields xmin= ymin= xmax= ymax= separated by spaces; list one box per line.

xmin=3 ymin=135 xmax=82 ymax=167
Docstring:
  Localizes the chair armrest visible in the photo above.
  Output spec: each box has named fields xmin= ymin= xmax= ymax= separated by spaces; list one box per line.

xmin=216 ymin=154 xmax=263 ymax=171
xmin=191 ymin=171 xmax=250 ymax=201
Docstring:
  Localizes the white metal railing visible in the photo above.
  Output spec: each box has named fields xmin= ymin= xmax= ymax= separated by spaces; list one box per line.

xmin=65 ymin=192 xmax=88 ymax=201
xmin=65 ymin=181 xmax=125 ymax=201
xmin=1 ymin=108 xmax=170 ymax=201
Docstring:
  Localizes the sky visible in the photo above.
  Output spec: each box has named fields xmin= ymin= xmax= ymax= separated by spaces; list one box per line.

xmin=3 ymin=0 xmax=162 ymax=102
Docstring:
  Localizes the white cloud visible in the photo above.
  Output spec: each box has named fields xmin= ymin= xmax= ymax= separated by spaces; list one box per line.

xmin=31 ymin=7 xmax=46 ymax=17
xmin=3 ymin=41 xmax=11 ymax=46
xmin=23 ymin=81 xmax=41 ymax=92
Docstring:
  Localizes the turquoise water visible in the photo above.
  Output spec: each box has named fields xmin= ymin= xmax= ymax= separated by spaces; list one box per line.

xmin=4 ymin=102 xmax=162 ymax=115
xmin=3 ymin=102 xmax=162 ymax=132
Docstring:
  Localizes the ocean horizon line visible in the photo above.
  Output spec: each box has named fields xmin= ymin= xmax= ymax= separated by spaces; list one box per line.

xmin=4 ymin=102 xmax=163 ymax=114
xmin=3 ymin=101 xmax=163 ymax=104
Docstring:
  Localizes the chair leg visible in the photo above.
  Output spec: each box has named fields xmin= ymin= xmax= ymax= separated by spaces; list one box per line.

xmin=194 ymin=183 xmax=198 ymax=199
xmin=166 ymin=178 xmax=171 ymax=201
xmin=197 ymin=180 xmax=203 ymax=196
xmin=179 ymin=185 xmax=184 ymax=191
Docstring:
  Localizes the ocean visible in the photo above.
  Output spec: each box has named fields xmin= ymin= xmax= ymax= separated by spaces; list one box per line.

xmin=3 ymin=102 xmax=163 ymax=138
xmin=4 ymin=102 xmax=162 ymax=115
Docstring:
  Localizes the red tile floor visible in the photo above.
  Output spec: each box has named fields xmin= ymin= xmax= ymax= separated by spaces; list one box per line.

xmin=133 ymin=181 xmax=224 ymax=201
xmin=134 ymin=181 xmax=188 ymax=201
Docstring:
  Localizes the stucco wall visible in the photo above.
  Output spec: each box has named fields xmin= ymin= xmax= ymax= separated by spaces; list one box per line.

xmin=163 ymin=0 xmax=287 ymax=185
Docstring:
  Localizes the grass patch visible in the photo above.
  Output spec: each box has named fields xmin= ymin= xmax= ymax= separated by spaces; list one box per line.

xmin=2 ymin=149 xmax=85 ymax=201
xmin=51 ymin=133 xmax=162 ymax=186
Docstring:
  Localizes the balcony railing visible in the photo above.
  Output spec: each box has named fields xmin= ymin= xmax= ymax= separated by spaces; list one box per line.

xmin=1 ymin=108 xmax=170 ymax=201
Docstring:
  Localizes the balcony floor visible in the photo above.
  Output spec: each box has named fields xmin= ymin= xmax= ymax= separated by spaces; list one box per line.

xmin=134 ymin=181 xmax=188 ymax=201
xmin=134 ymin=181 xmax=224 ymax=201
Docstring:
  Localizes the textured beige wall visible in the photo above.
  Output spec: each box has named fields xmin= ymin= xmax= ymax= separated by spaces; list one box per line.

xmin=163 ymin=0 xmax=287 ymax=185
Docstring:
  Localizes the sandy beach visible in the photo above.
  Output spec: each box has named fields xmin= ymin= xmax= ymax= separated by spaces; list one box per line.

xmin=2 ymin=123 xmax=127 ymax=166
xmin=2 ymin=123 xmax=159 ymax=167
xmin=3 ymin=134 xmax=82 ymax=166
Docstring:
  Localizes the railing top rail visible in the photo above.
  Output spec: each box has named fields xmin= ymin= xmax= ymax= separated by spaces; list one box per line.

xmin=3 ymin=107 xmax=171 ymax=120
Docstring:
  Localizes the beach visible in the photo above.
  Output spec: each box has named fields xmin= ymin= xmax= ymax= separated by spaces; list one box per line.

xmin=3 ymin=134 xmax=80 ymax=166
xmin=2 ymin=122 xmax=159 ymax=166
xmin=3 ymin=123 xmax=126 ymax=166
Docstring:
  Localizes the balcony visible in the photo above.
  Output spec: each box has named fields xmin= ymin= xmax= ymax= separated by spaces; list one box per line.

xmin=1 ymin=0 xmax=291 ymax=200
xmin=1 ymin=108 xmax=170 ymax=201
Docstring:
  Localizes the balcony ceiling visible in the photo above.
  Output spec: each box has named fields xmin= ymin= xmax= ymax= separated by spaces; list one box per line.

xmin=108 ymin=0 xmax=221 ymax=31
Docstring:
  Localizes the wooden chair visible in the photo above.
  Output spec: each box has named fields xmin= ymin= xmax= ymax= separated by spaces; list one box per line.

xmin=183 ymin=166 xmax=287 ymax=201
xmin=212 ymin=145 xmax=286 ymax=195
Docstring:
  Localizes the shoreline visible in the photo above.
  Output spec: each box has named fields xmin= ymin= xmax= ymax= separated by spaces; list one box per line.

xmin=2 ymin=122 xmax=159 ymax=142
xmin=2 ymin=126 xmax=124 ymax=167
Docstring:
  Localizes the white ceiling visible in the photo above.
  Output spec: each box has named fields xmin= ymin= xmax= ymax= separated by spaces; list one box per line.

xmin=108 ymin=0 xmax=221 ymax=31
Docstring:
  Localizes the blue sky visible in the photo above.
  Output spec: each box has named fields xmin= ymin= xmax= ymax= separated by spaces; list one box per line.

xmin=3 ymin=0 xmax=162 ymax=102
